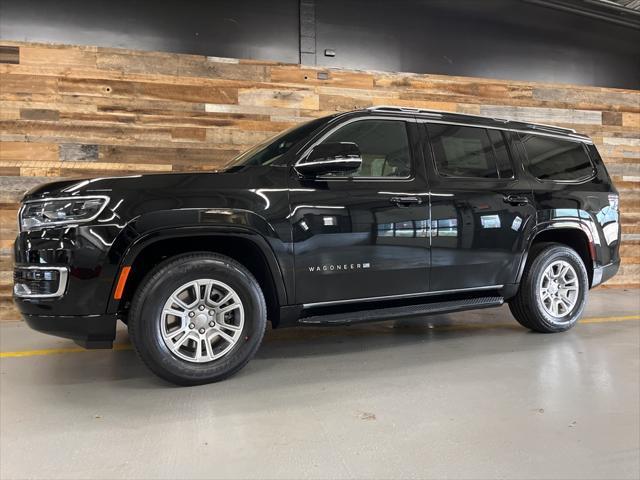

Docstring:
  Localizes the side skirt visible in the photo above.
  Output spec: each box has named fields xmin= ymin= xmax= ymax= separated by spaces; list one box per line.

xmin=298 ymin=296 xmax=504 ymax=326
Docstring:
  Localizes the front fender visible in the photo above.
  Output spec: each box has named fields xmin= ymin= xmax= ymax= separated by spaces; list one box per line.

xmin=104 ymin=208 xmax=291 ymax=313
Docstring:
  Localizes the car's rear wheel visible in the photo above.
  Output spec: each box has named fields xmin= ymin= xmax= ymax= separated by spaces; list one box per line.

xmin=128 ymin=252 xmax=266 ymax=385
xmin=509 ymin=243 xmax=589 ymax=333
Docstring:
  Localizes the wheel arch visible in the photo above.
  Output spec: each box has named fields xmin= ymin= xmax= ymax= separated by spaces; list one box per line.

xmin=107 ymin=227 xmax=288 ymax=326
xmin=517 ymin=222 xmax=595 ymax=288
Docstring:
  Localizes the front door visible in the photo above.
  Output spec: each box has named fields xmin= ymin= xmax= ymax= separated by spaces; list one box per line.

xmin=289 ymin=116 xmax=431 ymax=306
xmin=421 ymin=121 xmax=536 ymax=292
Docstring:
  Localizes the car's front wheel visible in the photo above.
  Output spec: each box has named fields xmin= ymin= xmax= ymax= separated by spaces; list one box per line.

xmin=509 ymin=243 xmax=589 ymax=333
xmin=128 ymin=252 xmax=266 ymax=385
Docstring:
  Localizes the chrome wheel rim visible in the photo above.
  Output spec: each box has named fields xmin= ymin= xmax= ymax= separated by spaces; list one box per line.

xmin=539 ymin=260 xmax=579 ymax=320
xmin=160 ymin=279 xmax=244 ymax=363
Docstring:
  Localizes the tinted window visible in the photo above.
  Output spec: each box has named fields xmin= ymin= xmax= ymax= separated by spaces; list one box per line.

xmin=521 ymin=135 xmax=594 ymax=181
xmin=226 ymin=116 xmax=331 ymax=168
xmin=427 ymin=124 xmax=512 ymax=179
xmin=322 ymin=120 xmax=411 ymax=177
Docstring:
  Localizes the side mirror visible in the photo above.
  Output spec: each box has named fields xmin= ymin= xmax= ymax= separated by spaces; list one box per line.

xmin=295 ymin=142 xmax=362 ymax=177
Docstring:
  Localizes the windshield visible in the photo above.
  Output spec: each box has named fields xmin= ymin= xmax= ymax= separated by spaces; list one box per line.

xmin=224 ymin=116 xmax=333 ymax=169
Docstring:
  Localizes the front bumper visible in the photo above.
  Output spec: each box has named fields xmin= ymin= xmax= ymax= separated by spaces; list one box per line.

xmin=14 ymin=224 xmax=124 ymax=348
xmin=23 ymin=313 xmax=117 ymax=349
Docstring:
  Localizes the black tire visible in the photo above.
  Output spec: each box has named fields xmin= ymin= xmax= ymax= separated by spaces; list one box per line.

xmin=128 ymin=252 xmax=266 ymax=386
xmin=509 ymin=243 xmax=589 ymax=333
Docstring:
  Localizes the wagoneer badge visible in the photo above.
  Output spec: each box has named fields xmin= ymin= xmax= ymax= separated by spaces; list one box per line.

xmin=308 ymin=263 xmax=371 ymax=272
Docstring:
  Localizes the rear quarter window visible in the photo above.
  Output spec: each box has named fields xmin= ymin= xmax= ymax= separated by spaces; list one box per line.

xmin=520 ymin=134 xmax=594 ymax=181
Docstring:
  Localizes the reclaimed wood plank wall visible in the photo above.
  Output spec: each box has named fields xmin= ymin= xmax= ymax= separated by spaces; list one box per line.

xmin=0 ymin=41 xmax=638 ymax=319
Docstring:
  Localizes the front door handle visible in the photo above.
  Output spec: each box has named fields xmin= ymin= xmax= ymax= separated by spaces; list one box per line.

xmin=390 ymin=196 xmax=423 ymax=206
xmin=503 ymin=195 xmax=529 ymax=206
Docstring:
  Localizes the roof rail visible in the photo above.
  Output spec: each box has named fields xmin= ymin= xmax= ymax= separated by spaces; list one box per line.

xmin=366 ymin=105 xmax=509 ymax=122
xmin=527 ymin=123 xmax=577 ymax=135
xmin=366 ymin=105 xmax=442 ymax=117
xmin=366 ymin=105 xmax=581 ymax=137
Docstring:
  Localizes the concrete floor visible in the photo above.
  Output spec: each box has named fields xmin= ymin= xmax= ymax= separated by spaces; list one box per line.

xmin=1 ymin=289 xmax=639 ymax=480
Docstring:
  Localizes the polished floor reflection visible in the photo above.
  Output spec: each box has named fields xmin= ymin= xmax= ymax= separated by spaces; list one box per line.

xmin=1 ymin=289 xmax=639 ymax=480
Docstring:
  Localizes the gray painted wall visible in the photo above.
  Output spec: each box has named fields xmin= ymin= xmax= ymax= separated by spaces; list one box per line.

xmin=1 ymin=0 xmax=638 ymax=89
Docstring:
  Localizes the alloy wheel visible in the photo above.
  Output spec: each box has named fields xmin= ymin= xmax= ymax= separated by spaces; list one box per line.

xmin=160 ymin=279 xmax=244 ymax=363
xmin=539 ymin=260 xmax=579 ymax=320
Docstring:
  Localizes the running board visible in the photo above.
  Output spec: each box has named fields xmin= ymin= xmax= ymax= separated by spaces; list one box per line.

xmin=298 ymin=296 xmax=504 ymax=326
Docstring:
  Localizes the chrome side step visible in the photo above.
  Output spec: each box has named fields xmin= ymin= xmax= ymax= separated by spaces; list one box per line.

xmin=298 ymin=296 xmax=504 ymax=326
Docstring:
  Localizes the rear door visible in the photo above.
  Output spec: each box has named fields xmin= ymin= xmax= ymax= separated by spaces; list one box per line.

xmin=421 ymin=121 xmax=536 ymax=292
xmin=289 ymin=115 xmax=431 ymax=306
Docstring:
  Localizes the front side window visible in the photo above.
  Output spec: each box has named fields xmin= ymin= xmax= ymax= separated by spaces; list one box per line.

xmin=427 ymin=124 xmax=513 ymax=179
xmin=520 ymin=134 xmax=594 ymax=181
xmin=225 ymin=116 xmax=332 ymax=168
xmin=321 ymin=119 xmax=412 ymax=178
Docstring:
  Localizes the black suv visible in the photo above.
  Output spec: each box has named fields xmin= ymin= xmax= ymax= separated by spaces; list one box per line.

xmin=14 ymin=106 xmax=620 ymax=385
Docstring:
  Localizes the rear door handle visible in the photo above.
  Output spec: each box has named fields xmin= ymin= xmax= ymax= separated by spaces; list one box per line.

xmin=390 ymin=196 xmax=423 ymax=206
xmin=503 ymin=195 xmax=529 ymax=206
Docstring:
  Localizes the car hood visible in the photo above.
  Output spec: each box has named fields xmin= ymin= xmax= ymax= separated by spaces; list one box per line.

xmin=20 ymin=167 xmax=287 ymax=226
xmin=22 ymin=167 xmax=281 ymax=201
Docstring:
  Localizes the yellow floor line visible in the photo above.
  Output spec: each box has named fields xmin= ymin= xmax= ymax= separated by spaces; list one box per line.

xmin=0 ymin=315 xmax=638 ymax=359
xmin=580 ymin=315 xmax=640 ymax=324
xmin=0 ymin=343 xmax=132 ymax=358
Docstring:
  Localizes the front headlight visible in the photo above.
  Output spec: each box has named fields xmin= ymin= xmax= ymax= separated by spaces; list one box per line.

xmin=19 ymin=196 xmax=110 ymax=231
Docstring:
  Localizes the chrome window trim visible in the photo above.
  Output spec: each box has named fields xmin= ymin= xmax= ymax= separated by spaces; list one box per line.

xmin=295 ymin=115 xmax=417 ymax=181
xmin=519 ymin=135 xmax=597 ymax=184
xmin=415 ymin=119 xmax=592 ymax=144
xmin=13 ymin=266 xmax=69 ymax=298
xmin=19 ymin=195 xmax=111 ymax=232
xmin=425 ymin=123 xmax=516 ymax=181
xmin=302 ymin=284 xmax=504 ymax=308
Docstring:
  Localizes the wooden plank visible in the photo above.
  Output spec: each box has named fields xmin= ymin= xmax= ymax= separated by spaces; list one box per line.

xmin=96 ymin=48 xmax=180 ymax=76
xmin=19 ymin=45 xmax=97 ymax=68
xmin=5 ymin=160 xmax=172 ymax=172
xmin=206 ymin=128 xmax=273 ymax=146
xmin=623 ymin=113 xmax=640 ymax=129
xmin=0 ymin=46 xmax=19 ymax=65
xmin=532 ymin=87 xmax=640 ymax=113
xmin=0 ymin=120 xmax=174 ymax=145
xmin=20 ymin=108 xmax=60 ymax=121
xmin=59 ymin=144 xmax=99 ymax=161
xmin=0 ymin=73 xmax=58 ymax=95
xmin=58 ymin=77 xmax=238 ymax=104
xmin=374 ymin=74 xmax=535 ymax=101
xmin=0 ymin=167 xmax=20 ymax=175
xmin=0 ymin=299 xmax=19 ymax=321
xmin=0 ymin=142 xmax=58 ymax=161
xmin=602 ymin=111 xmax=623 ymax=126
xmin=319 ymin=94 xmax=373 ymax=111
xmin=479 ymin=105 xmax=603 ymax=125
xmin=238 ymin=88 xmax=319 ymax=110
xmin=170 ymin=127 xmax=206 ymax=142
xmin=98 ymin=145 xmax=240 ymax=165
xmin=178 ymin=55 xmax=269 ymax=82
xmin=271 ymin=66 xmax=374 ymax=89
xmin=204 ymin=103 xmax=316 ymax=119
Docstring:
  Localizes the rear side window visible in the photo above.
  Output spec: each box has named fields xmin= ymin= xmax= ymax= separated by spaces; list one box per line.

xmin=520 ymin=134 xmax=594 ymax=181
xmin=427 ymin=124 xmax=513 ymax=179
